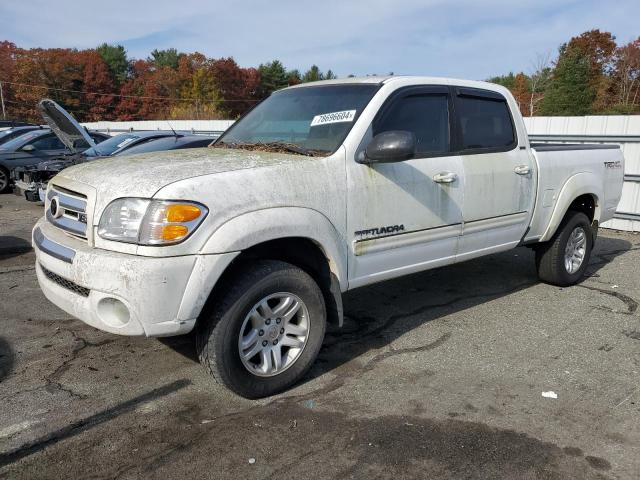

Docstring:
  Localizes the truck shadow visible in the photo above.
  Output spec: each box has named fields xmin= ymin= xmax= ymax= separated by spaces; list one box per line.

xmin=0 ymin=236 xmax=32 ymax=259
xmin=0 ymin=337 xmax=14 ymax=383
xmin=158 ymin=235 xmax=633 ymax=385
xmin=302 ymin=235 xmax=633 ymax=385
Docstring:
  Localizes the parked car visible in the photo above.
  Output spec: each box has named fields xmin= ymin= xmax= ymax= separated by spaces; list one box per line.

xmin=0 ymin=102 xmax=108 ymax=193
xmin=0 ymin=125 xmax=45 ymax=146
xmin=32 ymin=76 xmax=624 ymax=398
xmin=13 ymin=127 xmax=217 ymax=201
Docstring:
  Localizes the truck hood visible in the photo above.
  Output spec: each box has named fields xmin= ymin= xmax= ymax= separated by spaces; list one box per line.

xmin=55 ymin=147 xmax=317 ymax=213
xmin=37 ymin=99 xmax=95 ymax=153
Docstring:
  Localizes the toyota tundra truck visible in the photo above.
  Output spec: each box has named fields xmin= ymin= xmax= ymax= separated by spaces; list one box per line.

xmin=32 ymin=76 xmax=624 ymax=398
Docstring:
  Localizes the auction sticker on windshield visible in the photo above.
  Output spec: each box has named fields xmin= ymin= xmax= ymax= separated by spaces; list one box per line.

xmin=310 ymin=110 xmax=356 ymax=127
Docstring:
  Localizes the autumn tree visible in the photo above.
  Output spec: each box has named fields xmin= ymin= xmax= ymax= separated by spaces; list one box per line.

xmin=81 ymin=50 xmax=116 ymax=121
xmin=609 ymin=38 xmax=640 ymax=113
xmin=0 ymin=41 xmax=18 ymax=119
xmin=563 ymin=30 xmax=616 ymax=111
xmin=511 ymin=73 xmax=531 ymax=116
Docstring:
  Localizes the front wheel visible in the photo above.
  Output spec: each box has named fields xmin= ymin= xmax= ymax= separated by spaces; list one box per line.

xmin=196 ymin=260 xmax=326 ymax=398
xmin=535 ymin=211 xmax=593 ymax=286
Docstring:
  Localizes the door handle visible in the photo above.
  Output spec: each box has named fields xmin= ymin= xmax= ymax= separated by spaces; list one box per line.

xmin=433 ymin=172 xmax=458 ymax=184
xmin=514 ymin=165 xmax=531 ymax=175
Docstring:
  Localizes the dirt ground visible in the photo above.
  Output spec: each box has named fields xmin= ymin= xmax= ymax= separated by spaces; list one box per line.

xmin=1 ymin=192 xmax=639 ymax=479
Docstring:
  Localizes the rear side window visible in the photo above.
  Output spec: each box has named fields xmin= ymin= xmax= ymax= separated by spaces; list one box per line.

xmin=456 ymin=94 xmax=515 ymax=151
xmin=374 ymin=94 xmax=449 ymax=156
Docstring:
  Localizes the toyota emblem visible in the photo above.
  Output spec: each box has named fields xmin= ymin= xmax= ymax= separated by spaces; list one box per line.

xmin=50 ymin=197 xmax=63 ymax=218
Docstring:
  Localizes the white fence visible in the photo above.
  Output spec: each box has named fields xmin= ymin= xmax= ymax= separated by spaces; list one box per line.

xmin=524 ymin=116 xmax=640 ymax=232
xmin=81 ymin=115 xmax=640 ymax=233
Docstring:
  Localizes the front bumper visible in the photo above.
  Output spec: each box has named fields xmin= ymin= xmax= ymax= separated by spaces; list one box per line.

xmin=33 ymin=218 xmax=237 ymax=337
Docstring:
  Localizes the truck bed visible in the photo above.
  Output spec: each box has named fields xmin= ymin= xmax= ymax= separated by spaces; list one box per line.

xmin=524 ymin=143 xmax=624 ymax=242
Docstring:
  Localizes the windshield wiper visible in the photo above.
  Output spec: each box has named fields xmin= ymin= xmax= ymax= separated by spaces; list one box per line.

xmin=213 ymin=140 xmax=321 ymax=157
xmin=259 ymin=141 xmax=315 ymax=156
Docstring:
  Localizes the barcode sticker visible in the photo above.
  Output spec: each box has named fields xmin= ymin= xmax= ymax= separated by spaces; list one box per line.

xmin=310 ymin=110 xmax=356 ymax=127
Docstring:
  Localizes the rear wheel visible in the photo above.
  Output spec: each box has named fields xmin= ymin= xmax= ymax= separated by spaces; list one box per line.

xmin=196 ymin=260 xmax=326 ymax=398
xmin=536 ymin=211 xmax=593 ymax=286
xmin=0 ymin=167 xmax=9 ymax=193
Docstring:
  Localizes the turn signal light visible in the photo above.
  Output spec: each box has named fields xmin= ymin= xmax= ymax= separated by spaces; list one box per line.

xmin=161 ymin=224 xmax=189 ymax=241
xmin=166 ymin=204 xmax=202 ymax=222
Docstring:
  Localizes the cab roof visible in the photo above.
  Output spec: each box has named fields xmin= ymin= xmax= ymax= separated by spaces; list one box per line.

xmin=283 ymin=75 xmax=507 ymax=95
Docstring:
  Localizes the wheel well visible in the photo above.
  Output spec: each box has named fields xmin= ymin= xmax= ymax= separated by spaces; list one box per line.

xmin=201 ymin=237 xmax=343 ymax=327
xmin=567 ymin=194 xmax=596 ymax=223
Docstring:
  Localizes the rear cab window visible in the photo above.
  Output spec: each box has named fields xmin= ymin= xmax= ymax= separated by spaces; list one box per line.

xmin=453 ymin=87 xmax=516 ymax=153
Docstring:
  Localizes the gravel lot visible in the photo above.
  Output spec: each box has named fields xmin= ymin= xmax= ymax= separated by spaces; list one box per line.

xmin=1 ymin=192 xmax=639 ymax=479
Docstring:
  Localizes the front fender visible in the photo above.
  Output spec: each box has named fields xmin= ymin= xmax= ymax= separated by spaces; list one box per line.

xmin=540 ymin=172 xmax=602 ymax=242
xmin=200 ymin=207 xmax=348 ymax=290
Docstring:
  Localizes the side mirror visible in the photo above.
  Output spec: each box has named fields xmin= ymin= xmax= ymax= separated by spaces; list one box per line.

xmin=21 ymin=144 xmax=36 ymax=152
xmin=362 ymin=130 xmax=416 ymax=164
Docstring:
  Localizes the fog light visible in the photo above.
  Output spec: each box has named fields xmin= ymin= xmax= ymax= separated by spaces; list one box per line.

xmin=97 ymin=297 xmax=130 ymax=327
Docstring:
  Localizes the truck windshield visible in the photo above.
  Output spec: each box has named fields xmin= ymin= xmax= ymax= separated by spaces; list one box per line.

xmin=215 ymin=84 xmax=379 ymax=156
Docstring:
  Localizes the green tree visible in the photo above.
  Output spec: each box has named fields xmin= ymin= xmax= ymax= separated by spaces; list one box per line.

xmin=539 ymin=47 xmax=595 ymax=115
xmin=302 ymin=65 xmax=324 ymax=82
xmin=257 ymin=60 xmax=289 ymax=97
xmin=149 ymin=48 xmax=183 ymax=69
xmin=487 ymin=72 xmax=516 ymax=89
xmin=96 ymin=43 xmax=129 ymax=84
xmin=325 ymin=69 xmax=337 ymax=80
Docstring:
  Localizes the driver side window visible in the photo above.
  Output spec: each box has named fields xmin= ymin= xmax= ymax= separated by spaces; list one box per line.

xmin=373 ymin=93 xmax=450 ymax=157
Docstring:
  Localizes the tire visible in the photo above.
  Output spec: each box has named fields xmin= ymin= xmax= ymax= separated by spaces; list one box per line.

xmin=0 ymin=167 xmax=9 ymax=194
xmin=196 ymin=260 xmax=326 ymax=399
xmin=535 ymin=211 xmax=593 ymax=286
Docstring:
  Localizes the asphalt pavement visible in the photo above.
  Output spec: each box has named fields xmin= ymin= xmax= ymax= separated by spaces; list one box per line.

xmin=1 ymin=192 xmax=639 ymax=479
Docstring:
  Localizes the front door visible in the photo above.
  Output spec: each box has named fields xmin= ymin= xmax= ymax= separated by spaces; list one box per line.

xmin=452 ymin=87 xmax=535 ymax=260
xmin=346 ymin=86 xmax=464 ymax=288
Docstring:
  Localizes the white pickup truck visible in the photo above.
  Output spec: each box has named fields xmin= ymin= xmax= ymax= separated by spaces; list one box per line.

xmin=32 ymin=76 xmax=624 ymax=398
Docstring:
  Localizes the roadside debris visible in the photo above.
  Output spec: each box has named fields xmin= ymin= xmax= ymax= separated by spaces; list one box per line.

xmin=248 ymin=458 xmax=256 ymax=465
xmin=542 ymin=391 xmax=558 ymax=399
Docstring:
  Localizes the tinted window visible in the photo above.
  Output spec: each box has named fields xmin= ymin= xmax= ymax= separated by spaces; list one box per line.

xmin=374 ymin=94 xmax=449 ymax=155
xmin=457 ymin=95 xmax=514 ymax=150
xmin=29 ymin=135 xmax=66 ymax=150
xmin=0 ymin=131 xmax=45 ymax=151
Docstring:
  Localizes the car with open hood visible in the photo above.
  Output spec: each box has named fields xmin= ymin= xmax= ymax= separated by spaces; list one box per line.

xmin=0 ymin=100 xmax=108 ymax=193
xmin=13 ymin=125 xmax=217 ymax=201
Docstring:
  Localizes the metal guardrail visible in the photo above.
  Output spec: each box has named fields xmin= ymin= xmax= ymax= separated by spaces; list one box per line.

xmin=90 ymin=127 xmax=226 ymax=136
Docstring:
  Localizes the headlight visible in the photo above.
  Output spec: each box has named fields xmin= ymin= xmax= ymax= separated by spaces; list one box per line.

xmin=98 ymin=198 xmax=208 ymax=245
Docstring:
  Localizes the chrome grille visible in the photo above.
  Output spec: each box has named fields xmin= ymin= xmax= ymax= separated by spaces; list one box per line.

xmin=46 ymin=185 xmax=88 ymax=239
xmin=40 ymin=264 xmax=90 ymax=297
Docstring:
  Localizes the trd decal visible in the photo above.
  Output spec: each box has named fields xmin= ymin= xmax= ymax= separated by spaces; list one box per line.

xmin=355 ymin=224 xmax=405 ymax=239
xmin=604 ymin=161 xmax=622 ymax=169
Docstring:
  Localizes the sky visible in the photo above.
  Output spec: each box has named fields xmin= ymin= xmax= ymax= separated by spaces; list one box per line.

xmin=1 ymin=0 xmax=639 ymax=80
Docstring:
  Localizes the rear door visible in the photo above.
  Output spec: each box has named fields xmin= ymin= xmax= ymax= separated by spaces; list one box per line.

xmin=346 ymin=85 xmax=464 ymax=287
xmin=453 ymin=87 xmax=535 ymax=260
